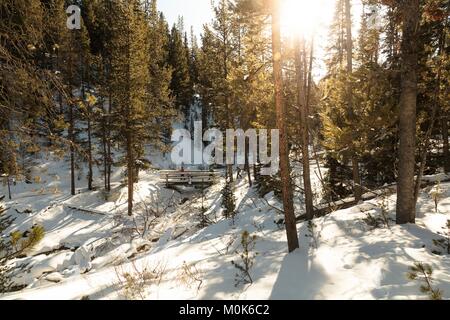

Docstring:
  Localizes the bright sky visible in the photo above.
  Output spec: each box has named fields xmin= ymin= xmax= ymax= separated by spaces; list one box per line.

xmin=157 ymin=0 xmax=214 ymax=35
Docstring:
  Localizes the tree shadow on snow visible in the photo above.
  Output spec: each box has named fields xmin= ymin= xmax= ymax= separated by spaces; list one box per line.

xmin=269 ymin=249 xmax=329 ymax=300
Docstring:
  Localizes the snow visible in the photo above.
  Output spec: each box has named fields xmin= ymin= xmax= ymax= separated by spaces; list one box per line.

xmin=1 ymin=150 xmax=450 ymax=300
xmin=73 ymin=246 xmax=93 ymax=273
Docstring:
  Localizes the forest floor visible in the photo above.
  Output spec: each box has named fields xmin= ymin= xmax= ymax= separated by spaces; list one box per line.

xmin=1 ymin=152 xmax=450 ymax=300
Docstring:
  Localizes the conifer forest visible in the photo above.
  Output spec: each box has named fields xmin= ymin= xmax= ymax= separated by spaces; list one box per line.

xmin=1 ymin=0 xmax=450 ymax=302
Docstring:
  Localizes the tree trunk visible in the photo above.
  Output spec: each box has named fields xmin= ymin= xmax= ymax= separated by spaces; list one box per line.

xmin=68 ymin=32 xmax=76 ymax=197
xmin=106 ymin=8 xmax=114 ymax=193
xmin=102 ymin=112 xmax=108 ymax=191
xmin=7 ymin=175 xmax=11 ymax=200
xmin=106 ymin=86 xmax=112 ymax=192
xmin=87 ymin=103 xmax=93 ymax=191
xmin=396 ymin=0 xmax=420 ymax=224
xmin=344 ymin=0 xmax=362 ymax=202
xmin=328 ymin=156 xmax=338 ymax=201
xmin=134 ymin=166 xmax=139 ymax=183
xmin=228 ymin=165 xmax=234 ymax=182
xmin=245 ymin=140 xmax=252 ymax=187
xmin=443 ymin=115 xmax=449 ymax=173
xmin=295 ymin=38 xmax=314 ymax=220
xmin=82 ymin=73 xmax=93 ymax=192
xmin=69 ymin=101 xmax=75 ymax=196
xmin=127 ymin=133 xmax=134 ymax=216
xmin=80 ymin=35 xmax=92 ymax=192
xmin=126 ymin=23 xmax=133 ymax=217
xmin=271 ymin=0 xmax=299 ymax=253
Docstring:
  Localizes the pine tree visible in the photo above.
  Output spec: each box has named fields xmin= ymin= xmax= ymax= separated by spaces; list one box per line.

xmin=413 ymin=0 xmax=449 ymax=198
xmin=168 ymin=21 xmax=192 ymax=117
xmin=271 ymin=0 xmax=299 ymax=253
xmin=89 ymin=0 xmax=116 ymax=192
xmin=396 ymin=0 xmax=421 ymax=224
xmin=109 ymin=0 xmax=151 ymax=216
xmin=344 ymin=0 xmax=363 ymax=202
xmin=320 ymin=0 xmax=361 ymax=200
xmin=0 ymin=0 xmax=59 ymax=183
xmin=146 ymin=1 xmax=176 ymax=152
xmin=254 ymin=163 xmax=282 ymax=198
xmin=294 ymin=37 xmax=315 ymax=220
xmin=189 ymin=27 xmax=200 ymax=90
xmin=354 ymin=4 xmax=397 ymax=187
xmin=198 ymin=26 xmax=218 ymax=130
xmin=231 ymin=0 xmax=274 ymax=186
xmin=407 ymin=262 xmax=443 ymax=300
xmin=61 ymin=13 xmax=92 ymax=195
xmin=198 ymin=0 xmax=241 ymax=180
xmin=325 ymin=0 xmax=346 ymax=73
xmin=222 ymin=179 xmax=237 ymax=221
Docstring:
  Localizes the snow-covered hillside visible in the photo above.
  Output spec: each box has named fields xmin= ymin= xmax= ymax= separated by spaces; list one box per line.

xmin=1 ymin=152 xmax=449 ymax=300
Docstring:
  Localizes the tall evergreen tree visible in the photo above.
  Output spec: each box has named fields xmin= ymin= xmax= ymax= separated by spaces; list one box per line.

xmin=146 ymin=0 xmax=176 ymax=151
xmin=168 ymin=21 xmax=192 ymax=117
xmin=59 ymin=9 xmax=91 ymax=195
xmin=354 ymin=5 xmax=397 ymax=187
xmin=0 ymin=0 xmax=57 ymax=181
xmin=109 ymin=0 xmax=151 ymax=216
xmin=271 ymin=0 xmax=299 ymax=253
xmin=294 ymin=38 xmax=315 ymax=220
xmin=396 ymin=0 xmax=421 ymax=224
xmin=198 ymin=0 xmax=242 ymax=180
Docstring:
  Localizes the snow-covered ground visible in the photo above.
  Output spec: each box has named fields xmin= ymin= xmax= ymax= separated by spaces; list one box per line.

xmin=1 ymin=152 xmax=450 ymax=300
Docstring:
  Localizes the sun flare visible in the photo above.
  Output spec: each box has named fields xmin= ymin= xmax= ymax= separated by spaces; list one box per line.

xmin=280 ymin=0 xmax=327 ymax=38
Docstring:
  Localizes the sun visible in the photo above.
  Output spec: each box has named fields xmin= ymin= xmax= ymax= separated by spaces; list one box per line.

xmin=280 ymin=0 xmax=326 ymax=38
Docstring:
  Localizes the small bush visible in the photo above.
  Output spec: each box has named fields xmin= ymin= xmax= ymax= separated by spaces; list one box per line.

xmin=1 ymin=205 xmax=44 ymax=293
xmin=306 ymin=221 xmax=320 ymax=249
xmin=198 ymin=206 xmax=211 ymax=229
xmin=177 ymin=261 xmax=204 ymax=293
xmin=429 ymin=180 xmax=443 ymax=213
xmin=362 ymin=212 xmax=383 ymax=229
xmin=115 ymin=260 xmax=166 ymax=300
xmin=362 ymin=199 xmax=391 ymax=230
xmin=254 ymin=163 xmax=282 ymax=199
xmin=407 ymin=262 xmax=443 ymax=300
xmin=222 ymin=179 xmax=237 ymax=221
xmin=131 ymin=191 xmax=176 ymax=239
xmin=231 ymin=231 xmax=257 ymax=287
xmin=10 ymin=225 xmax=45 ymax=255
xmin=379 ymin=197 xmax=391 ymax=229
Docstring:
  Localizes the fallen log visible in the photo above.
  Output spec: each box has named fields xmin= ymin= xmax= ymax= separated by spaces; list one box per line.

xmin=64 ymin=205 xmax=108 ymax=216
xmin=297 ymin=178 xmax=450 ymax=222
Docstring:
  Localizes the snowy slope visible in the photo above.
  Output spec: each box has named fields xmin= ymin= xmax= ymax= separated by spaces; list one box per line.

xmin=1 ymin=153 xmax=450 ymax=300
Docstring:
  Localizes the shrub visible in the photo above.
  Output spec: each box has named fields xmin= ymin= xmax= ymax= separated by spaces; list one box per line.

xmin=177 ymin=261 xmax=204 ymax=293
xmin=254 ymin=163 xmax=282 ymax=198
xmin=231 ymin=231 xmax=257 ymax=287
xmin=114 ymin=260 xmax=166 ymax=300
xmin=429 ymin=180 xmax=443 ymax=213
xmin=407 ymin=262 xmax=443 ymax=300
xmin=306 ymin=221 xmax=320 ymax=248
xmin=362 ymin=198 xmax=391 ymax=230
xmin=1 ymin=205 xmax=44 ymax=293
xmin=221 ymin=179 xmax=237 ymax=221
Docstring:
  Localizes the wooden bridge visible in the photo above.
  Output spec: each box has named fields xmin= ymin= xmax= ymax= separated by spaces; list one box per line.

xmin=159 ymin=170 xmax=221 ymax=188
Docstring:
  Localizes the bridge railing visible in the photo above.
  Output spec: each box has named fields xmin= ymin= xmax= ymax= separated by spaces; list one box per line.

xmin=158 ymin=170 xmax=221 ymax=187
